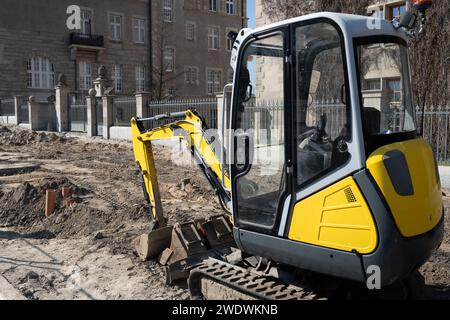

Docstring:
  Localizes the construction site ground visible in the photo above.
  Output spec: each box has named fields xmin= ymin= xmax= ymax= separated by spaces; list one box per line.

xmin=0 ymin=125 xmax=449 ymax=300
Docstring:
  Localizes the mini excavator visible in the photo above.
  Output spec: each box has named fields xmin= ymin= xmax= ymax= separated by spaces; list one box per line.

xmin=130 ymin=0 xmax=444 ymax=299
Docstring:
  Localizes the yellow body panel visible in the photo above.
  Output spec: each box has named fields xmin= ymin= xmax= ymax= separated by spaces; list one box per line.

xmin=366 ymin=139 xmax=442 ymax=237
xmin=288 ymin=177 xmax=378 ymax=254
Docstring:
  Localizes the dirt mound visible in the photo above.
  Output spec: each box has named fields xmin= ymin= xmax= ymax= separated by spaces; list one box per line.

xmin=0 ymin=125 xmax=11 ymax=133
xmin=0 ymin=126 xmax=71 ymax=146
xmin=0 ymin=178 xmax=89 ymax=230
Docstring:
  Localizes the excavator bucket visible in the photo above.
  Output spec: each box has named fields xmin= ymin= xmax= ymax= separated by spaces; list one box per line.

xmin=133 ymin=226 xmax=174 ymax=261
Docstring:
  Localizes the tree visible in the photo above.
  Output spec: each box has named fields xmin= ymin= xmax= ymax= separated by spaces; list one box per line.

xmin=261 ymin=0 xmax=450 ymax=107
xmin=262 ymin=0 xmax=370 ymax=21
xmin=151 ymin=21 xmax=185 ymax=100
xmin=409 ymin=1 xmax=450 ymax=109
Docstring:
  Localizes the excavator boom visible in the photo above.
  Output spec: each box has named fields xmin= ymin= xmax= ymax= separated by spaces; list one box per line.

xmin=131 ymin=109 xmax=231 ymax=227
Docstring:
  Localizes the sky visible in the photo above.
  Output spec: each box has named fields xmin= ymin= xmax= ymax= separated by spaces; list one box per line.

xmin=247 ymin=0 xmax=256 ymax=28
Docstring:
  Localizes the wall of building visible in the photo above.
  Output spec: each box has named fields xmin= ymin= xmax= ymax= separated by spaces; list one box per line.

xmin=0 ymin=0 xmax=151 ymax=101
xmin=151 ymin=0 xmax=246 ymax=98
xmin=0 ymin=0 xmax=247 ymax=101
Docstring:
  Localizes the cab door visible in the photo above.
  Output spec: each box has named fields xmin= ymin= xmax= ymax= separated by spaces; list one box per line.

xmin=231 ymin=27 xmax=292 ymax=235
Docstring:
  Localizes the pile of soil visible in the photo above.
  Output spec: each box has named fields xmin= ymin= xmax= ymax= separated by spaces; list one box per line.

xmin=0 ymin=126 xmax=71 ymax=146
xmin=0 ymin=177 xmax=139 ymax=237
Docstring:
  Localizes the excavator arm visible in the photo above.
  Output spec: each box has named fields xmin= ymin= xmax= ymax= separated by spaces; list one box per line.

xmin=131 ymin=110 xmax=231 ymax=228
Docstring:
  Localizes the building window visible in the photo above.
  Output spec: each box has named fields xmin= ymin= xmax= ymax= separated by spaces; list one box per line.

xmin=207 ymin=69 xmax=221 ymax=95
xmin=163 ymin=0 xmax=173 ymax=22
xmin=166 ymin=86 xmax=176 ymax=99
xmin=227 ymin=68 xmax=234 ymax=84
xmin=112 ymin=64 xmax=123 ymax=93
xmin=164 ymin=47 xmax=174 ymax=72
xmin=80 ymin=9 xmax=92 ymax=35
xmin=78 ymin=61 xmax=92 ymax=90
xmin=27 ymin=57 xmax=55 ymax=89
xmin=386 ymin=78 xmax=401 ymax=103
xmin=364 ymin=78 xmax=381 ymax=91
xmin=226 ymin=0 xmax=235 ymax=15
xmin=208 ymin=26 xmax=219 ymax=50
xmin=133 ymin=18 xmax=146 ymax=43
xmin=388 ymin=4 xmax=406 ymax=20
xmin=209 ymin=0 xmax=218 ymax=12
xmin=184 ymin=66 xmax=198 ymax=84
xmin=186 ymin=22 xmax=195 ymax=40
xmin=109 ymin=14 xmax=122 ymax=40
xmin=136 ymin=65 xmax=146 ymax=92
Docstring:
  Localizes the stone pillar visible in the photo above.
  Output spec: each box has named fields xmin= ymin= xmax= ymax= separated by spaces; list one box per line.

xmin=102 ymin=95 xmax=114 ymax=139
xmin=28 ymin=96 xmax=39 ymax=130
xmin=13 ymin=96 xmax=23 ymax=125
xmin=93 ymin=65 xmax=111 ymax=98
xmin=135 ymin=92 xmax=150 ymax=118
xmin=55 ymin=73 xmax=70 ymax=132
xmin=86 ymin=91 xmax=97 ymax=137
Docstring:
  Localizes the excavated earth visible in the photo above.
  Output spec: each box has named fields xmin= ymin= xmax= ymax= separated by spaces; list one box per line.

xmin=0 ymin=125 xmax=449 ymax=300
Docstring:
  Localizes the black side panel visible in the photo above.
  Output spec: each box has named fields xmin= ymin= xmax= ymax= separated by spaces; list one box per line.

xmin=383 ymin=150 xmax=414 ymax=196
xmin=235 ymin=228 xmax=366 ymax=283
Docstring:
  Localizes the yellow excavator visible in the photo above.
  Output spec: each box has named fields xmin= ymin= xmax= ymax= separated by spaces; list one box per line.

xmin=131 ymin=1 xmax=444 ymax=299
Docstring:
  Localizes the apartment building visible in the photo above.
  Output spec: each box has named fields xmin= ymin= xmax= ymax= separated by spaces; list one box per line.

xmin=0 ymin=0 xmax=247 ymax=100
xmin=152 ymin=0 xmax=246 ymax=98
xmin=0 ymin=0 xmax=151 ymax=101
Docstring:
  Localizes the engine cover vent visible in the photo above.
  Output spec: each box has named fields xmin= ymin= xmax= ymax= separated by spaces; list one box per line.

xmin=344 ymin=187 xmax=356 ymax=203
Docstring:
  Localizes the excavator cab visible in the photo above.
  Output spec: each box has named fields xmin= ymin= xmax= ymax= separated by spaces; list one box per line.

xmin=227 ymin=11 xmax=443 ymax=286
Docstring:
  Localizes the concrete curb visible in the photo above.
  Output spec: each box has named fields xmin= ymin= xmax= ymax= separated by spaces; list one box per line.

xmin=0 ymin=275 xmax=26 ymax=300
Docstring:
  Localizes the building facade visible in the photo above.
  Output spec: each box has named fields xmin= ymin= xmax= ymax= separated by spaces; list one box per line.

xmin=0 ymin=0 xmax=246 ymax=101
xmin=152 ymin=0 xmax=246 ymax=99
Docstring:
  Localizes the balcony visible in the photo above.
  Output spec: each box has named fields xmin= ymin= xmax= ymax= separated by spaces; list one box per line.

xmin=69 ymin=32 xmax=104 ymax=48
xmin=69 ymin=33 xmax=104 ymax=61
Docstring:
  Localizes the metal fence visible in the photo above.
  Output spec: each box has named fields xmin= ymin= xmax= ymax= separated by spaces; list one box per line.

xmin=240 ymin=99 xmax=346 ymax=146
xmin=0 ymin=98 xmax=15 ymax=116
xmin=416 ymin=106 xmax=450 ymax=163
xmin=20 ymin=101 xmax=29 ymax=124
xmin=113 ymin=96 xmax=136 ymax=127
xmin=69 ymin=93 xmax=87 ymax=132
xmin=96 ymin=98 xmax=103 ymax=136
xmin=147 ymin=97 xmax=217 ymax=129
xmin=240 ymin=100 xmax=450 ymax=163
xmin=240 ymin=100 xmax=284 ymax=146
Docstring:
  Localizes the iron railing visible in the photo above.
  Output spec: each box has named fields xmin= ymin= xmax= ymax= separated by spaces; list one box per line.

xmin=416 ymin=106 xmax=450 ymax=163
xmin=20 ymin=102 xmax=29 ymax=124
xmin=68 ymin=93 xmax=87 ymax=132
xmin=96 ymin=98 xmax=103 ymax=136
xmin=69 ymin=32 xmax=104 ymax=47
xmin=113 ymin=96 xmax=136 ymax=127
xmin=0 ymin=98 xmax=15 ymax=116
xmin=147 ymin=97 xmax=218 ymax=129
